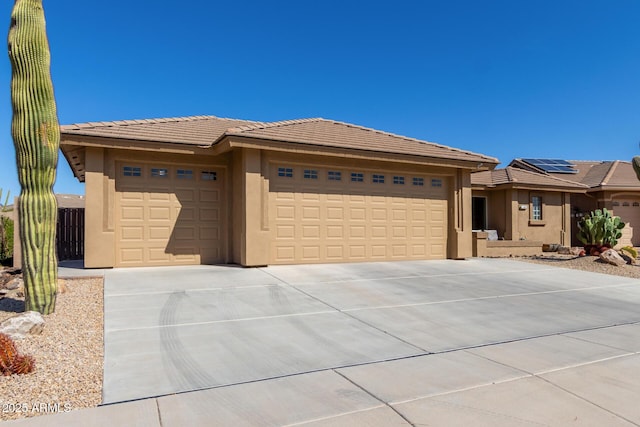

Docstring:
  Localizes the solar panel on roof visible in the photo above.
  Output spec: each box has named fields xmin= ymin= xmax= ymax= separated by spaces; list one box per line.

xmin=521 ymin=158 xmax=576 ymax=173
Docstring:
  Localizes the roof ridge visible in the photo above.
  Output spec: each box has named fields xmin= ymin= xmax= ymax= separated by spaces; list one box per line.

xmin=505 ymin=167 xmax=515 ymax=182
xmin=601 ymin=160 xmax=620 ymax=186
xmin=227 ymin=117 xmax=322 ymax=133
xmin=61 ymin=115 xmax=262 ymax=130
xmin=506 ymin=166 xmax=589 ymax=187
xmin=230 ymin=117 xmax=499 ymax=163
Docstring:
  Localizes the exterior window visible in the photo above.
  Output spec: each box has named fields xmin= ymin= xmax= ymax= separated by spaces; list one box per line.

xmin=351 ymin=172 xmax=364 ymax=182
xmin=412 ymin=177 xmax=424 ymax=186
xmin=278 ymin=167 xmax=293 ymax=178
xmin=177 ymin=169 xmax=193 ymax=179
xmin=623 ymin=202 xmax=630 ymax=207
xmin=151 ymin=168 xmax=168 ymax=178
xmin=328 ymin=171 xmax=342 ymax=181
xmin=372 ymin=174 xmax=385 ymax=184
xmin=123 ymin=166 xmax=142 ymax=177
xmin=393 ymin=176 xmax=405 ymax=185
xmin=304 ymin=169 xmax=318 ymax=179
xmin=531 ymin=196 xmax=542 ymax=220
xmin=634 ymin=202 xmax=640 ymax=207
xmin=431 ymin=178 xmax=443 ymax=187
xmin=201 ymin=171 xmax=217 ymax=181
xmin=613 ymin=201 xmax=621 ymax=206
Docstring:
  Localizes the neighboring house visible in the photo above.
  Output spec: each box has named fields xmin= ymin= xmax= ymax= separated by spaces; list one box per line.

xmin=59 ymin=115 xmax=498 ymax=268
xmin=471 ymin=158 xmax=640 ymax=255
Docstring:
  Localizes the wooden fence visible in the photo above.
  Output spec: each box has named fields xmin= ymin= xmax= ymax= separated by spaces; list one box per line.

xmin=56 ymin=208 xmax=84 ymax=261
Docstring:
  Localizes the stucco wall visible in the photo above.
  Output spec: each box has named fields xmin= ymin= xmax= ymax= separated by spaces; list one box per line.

xmin=474 ymin=188 xmax=572 ymax=246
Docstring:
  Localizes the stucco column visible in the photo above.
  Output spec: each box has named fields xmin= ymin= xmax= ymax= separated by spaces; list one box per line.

xmin=84 ymin=147 xmax=115 ymax=268
xmin=505 ymin=189 xmax=519 ymax=240
xmin=450 ymin=170 xmax=473 ymax=259
xmin=562 ymin=192 xmax=571 ymax=246
xmin=237 ymin=148 xmax=269 ymax=266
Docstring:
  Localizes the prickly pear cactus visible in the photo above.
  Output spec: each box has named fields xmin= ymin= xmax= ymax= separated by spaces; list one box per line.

xmin=8 ymin=0 xmax=59 ymax=314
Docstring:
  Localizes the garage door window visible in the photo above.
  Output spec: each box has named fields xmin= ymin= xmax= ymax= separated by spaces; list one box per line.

xmin=372 ymin=174 xmax=385 ymax=184
xmin=351 ymin=172 xmax=364 ymax=182
xmin=431 ymin=178 xmax=443 ymax=187
xmin=304 ymin=169 xmax=318 ymax=179
xmin=328 ymin=171 xmax=342 ymax=181
xmin=123 ymin=166 xmax=142 ymax=177
xmin=151 ymin=168 xmax=168 ymax=178
xmin=393 ymin=176 xmax=405 ymax=185
xmin=201 ymin=171 xmax=217 ymax=181
xmin=177 ymin=169 xmax=193 ymax=179
xmin=278 ymin=167 xmax=293 ymax=178
xmin=413 ymin=177 xmax=424 ymax=186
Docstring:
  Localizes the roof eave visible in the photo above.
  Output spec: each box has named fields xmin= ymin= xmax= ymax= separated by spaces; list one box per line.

xmin=222 ymin=135 xmax=497 ymax=170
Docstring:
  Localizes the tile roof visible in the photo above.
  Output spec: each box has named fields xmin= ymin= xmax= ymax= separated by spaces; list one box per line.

xmin=509 ymin=158 xmax=640 ymax=190
xmin=471 ymin=167 xmax=588 ymax=190
xmin=548 ymin=161 xmax=640 ymax=189
xmin=60 ymin=115 xmax=498 ymax=165
xmin=61 ymin=115 xmax=263 ymax=146
xmin=225 ymin=118 xmax=498 ymax=163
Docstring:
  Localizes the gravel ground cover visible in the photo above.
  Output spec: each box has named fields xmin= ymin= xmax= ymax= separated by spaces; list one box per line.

xmin=518 ymin=254 xmax=640 ymax=279
xmin=0 ymin=275 xmax=103 ymax=421
xmin=0 ymin=255 xmax=637 ymax=421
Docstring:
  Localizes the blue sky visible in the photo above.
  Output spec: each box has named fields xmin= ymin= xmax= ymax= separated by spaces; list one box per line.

xmin=1 ymin=0 xmax=639 ymax=198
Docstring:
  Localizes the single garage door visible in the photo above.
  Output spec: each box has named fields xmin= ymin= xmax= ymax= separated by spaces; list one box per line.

xmin=115 ymin=163 xmax=225 ymax=267
xmin=613 ymin=199 xmax=640 ymax=247
xmin=269 ymin=165 xmax=448 ymax=264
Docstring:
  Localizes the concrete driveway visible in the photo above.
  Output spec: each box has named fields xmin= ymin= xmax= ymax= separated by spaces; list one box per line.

xmin=96 ymin=258 xmax=640 ymax=426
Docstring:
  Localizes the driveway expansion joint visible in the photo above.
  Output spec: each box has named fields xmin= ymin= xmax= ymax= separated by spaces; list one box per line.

xmin=332 ymin=369 xmax=416 ymax=427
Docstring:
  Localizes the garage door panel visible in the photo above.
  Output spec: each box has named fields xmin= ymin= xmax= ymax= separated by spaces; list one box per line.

xmin=350 ymin=208 xmax=366 ymax=220
xmin=115 ymin=164 xmax=225 ymax=267
xmin=200 ymin=189 xmax=220 ymax=202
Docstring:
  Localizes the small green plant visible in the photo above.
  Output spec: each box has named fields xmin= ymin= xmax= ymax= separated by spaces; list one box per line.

xmin=576 ymin=208 xmax=625 ymax=248
xmin=0 ymin=189 xmax=12 ymax=263
xmin=620 ymin=246 xmax=638 ymax=259
xmin=0 ymin=332 xmax=35 ymax=376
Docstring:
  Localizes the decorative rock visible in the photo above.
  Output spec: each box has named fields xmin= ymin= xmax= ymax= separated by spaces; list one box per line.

xmin=5 ymin=277 xmax=22 ymax=290
xmin=557 ymin=246 xmax=572 ymax=255
xmin=599 ymin=249 xmax=627 ymax=267
xmin=619 ymin=248 xmax=637 ymax=265
xmin=0 ymin=311 xmax=45 ymax=340
xmin=571 ymin=247 xmax=584 ymax=256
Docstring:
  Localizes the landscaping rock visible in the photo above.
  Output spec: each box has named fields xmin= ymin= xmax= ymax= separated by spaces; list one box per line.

xmin=619 ymin=248 xmax=637 ymax=265
xmin=599 ymin=249 xmax=627 ymax=267
xmin=557 ymin=246 xmax=572 ymax=255
xmin=571 ymin=247 xmax=584 ymax=256
xmin=5 ymin=277 xmax=22 ymax=290
xmin=0 ymin=311 xmax=44 ymax=339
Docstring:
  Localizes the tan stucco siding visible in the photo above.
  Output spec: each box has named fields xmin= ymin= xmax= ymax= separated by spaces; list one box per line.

xmin=515 ymin=191 xmax=569 ymax=244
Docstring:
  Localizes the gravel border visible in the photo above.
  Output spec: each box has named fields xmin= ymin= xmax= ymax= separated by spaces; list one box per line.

xmin=0 ymin=276 xmax=103 ymax=421
xmin=516 ymin=254 xmax=640 ymax=279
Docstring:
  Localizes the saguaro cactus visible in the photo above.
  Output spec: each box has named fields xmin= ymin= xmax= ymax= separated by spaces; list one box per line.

xmin=8 ymin=0 xmax=59 ymax=314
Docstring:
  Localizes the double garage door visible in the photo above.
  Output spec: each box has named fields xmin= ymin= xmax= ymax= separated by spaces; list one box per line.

xmin=269 ymin=164 xmax=448 ymax=264
xmin=115 ymin=163 xmax=225 ymax=267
